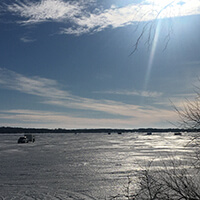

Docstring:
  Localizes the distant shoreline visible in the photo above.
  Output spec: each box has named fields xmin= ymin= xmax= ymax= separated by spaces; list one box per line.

xmin=0 ymin=126 xmax=199 ymax=134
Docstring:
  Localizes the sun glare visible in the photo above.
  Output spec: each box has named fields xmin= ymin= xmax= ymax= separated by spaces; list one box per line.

xmin=146 ymin=0 xmax=200 ymax=19
xmin=148 ymin=0 xmax=183 ymax=19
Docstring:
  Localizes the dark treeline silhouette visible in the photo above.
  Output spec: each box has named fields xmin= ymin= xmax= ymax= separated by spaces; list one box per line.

xmin=0 ymin=126 xmax=199 ymax=134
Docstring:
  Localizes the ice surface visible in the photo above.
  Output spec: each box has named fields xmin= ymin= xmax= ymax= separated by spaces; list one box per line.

xmin=0 ymin=132 xmax=194 ymax=199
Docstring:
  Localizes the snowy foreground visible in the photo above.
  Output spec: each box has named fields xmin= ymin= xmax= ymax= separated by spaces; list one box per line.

xmin=0 ymin=132 xmax=193 ymax=199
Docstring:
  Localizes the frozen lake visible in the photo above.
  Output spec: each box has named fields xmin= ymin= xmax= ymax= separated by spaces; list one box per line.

xmin=0 ymin=132 xmax=194 ymax=199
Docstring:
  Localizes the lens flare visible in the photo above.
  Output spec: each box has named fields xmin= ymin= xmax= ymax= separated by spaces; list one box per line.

xmin=143 ymin=22 xmax=161 ymax=92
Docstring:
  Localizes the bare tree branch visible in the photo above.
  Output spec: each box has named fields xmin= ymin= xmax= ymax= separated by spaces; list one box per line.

xmin=130 ymin=1 xmax=176 ymax=54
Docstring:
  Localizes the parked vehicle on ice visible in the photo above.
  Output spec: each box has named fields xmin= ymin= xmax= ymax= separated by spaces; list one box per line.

xmin=17 ymin=134 xmax=35 ymax=143
xmin=24 ymin=134 xmax=35 ymax=142
xmin=18 ymin=136 xmax=29 ymax=143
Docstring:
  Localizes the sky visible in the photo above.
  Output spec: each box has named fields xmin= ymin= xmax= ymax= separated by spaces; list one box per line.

xmin=0 ymin=0 xmax=200 ymax=129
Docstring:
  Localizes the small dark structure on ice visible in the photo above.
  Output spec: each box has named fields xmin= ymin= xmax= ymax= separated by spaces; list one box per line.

xmin=174 ymin=132 xmax=182 ymax=136
xmin=18 ymin=134 xmax=35 ymax=143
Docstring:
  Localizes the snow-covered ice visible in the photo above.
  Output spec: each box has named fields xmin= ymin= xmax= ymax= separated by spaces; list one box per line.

xmin=0 ymin=132 xmax=194 ymax=199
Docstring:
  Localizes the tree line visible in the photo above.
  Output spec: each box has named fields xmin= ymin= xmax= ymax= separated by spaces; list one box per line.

xmin=0 ymin=126 xmax=198 ymax=134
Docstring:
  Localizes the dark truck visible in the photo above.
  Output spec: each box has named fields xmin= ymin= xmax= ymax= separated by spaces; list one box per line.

xmin=18 ymin=134 xmax=35 ymax=143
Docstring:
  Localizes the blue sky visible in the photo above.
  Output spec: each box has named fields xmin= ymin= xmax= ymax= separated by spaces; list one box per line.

xmin=0 ymin=0 xmax=200 ymax=129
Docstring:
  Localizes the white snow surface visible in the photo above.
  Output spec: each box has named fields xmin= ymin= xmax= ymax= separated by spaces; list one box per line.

xmin=0 ymin=132 xmax=194 ymax=199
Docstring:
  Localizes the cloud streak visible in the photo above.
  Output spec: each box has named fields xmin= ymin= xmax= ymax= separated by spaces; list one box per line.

xmin=0 ymin=68 xmax=70 ymax=99
xmin=0 ymin=108 xmax=176 ymax=129
xmin=0 ymin=68 xmax=176 ymax=128
xmin=20 ymin=36 xmax=36 ymax=43
xmin=96 ymin=89 xmax=163 ymax=98
xmin=2 ymin=0 xmax=200 ymax=35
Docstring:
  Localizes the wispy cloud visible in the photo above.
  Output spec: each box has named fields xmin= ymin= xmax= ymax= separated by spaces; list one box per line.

xmin=96 ymin=89 xmax=163 ymax=98
xmin=0 ymin=68 xmax=164 ymax=118
xmin=0 ymin=107 xmax=176 ymax=129
xmin=0 ymin=68 xmax=70 ymax=99
xmin=6 ymin=0 xmax=85 ymax=24
xmin=2 ymin=0 xmax=200 ymax=35
xmin=20 ymin=36 xmax=36 ymax=43
xmin=0 ymin=109 xmax=128 ymax=128
xmin=0 ymin=68 xmax=176 ymax=128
